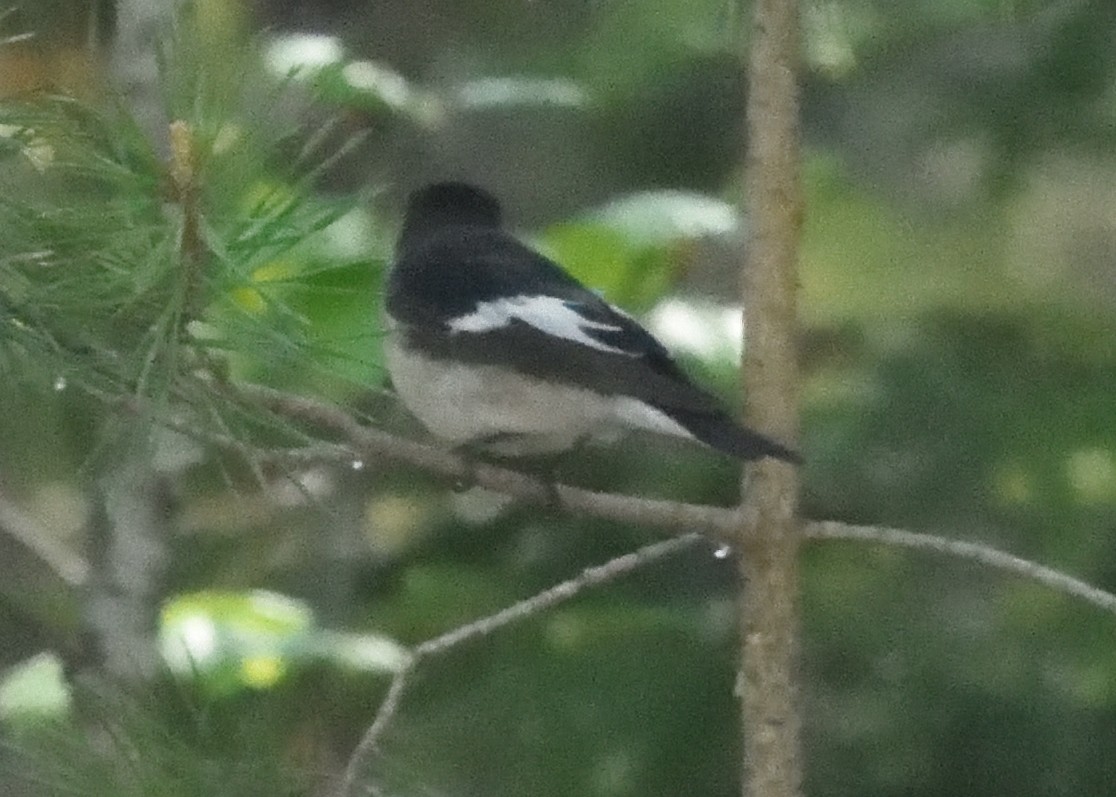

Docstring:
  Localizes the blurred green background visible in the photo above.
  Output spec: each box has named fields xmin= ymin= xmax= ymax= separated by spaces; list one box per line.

xmin=1 ymin=0 xmax=1115 ymax=795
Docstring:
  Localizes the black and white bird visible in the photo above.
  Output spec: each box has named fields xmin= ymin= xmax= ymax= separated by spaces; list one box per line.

xmin=384 ymin=181 xmax=799 ymax=463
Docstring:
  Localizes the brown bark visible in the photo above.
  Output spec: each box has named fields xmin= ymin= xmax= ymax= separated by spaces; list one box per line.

xmin=738 ymin=0 xmax=804 ymax=794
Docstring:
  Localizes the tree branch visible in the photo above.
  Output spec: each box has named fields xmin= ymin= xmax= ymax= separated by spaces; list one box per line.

xmin=810 ymin=521 xmax=1116 ymax=614
xmin=0 ymin=486 xmax=89 ymax=588
xmin=218 ymin=383 xmax=1116 ymax=619
xmin=236 ymin=382 xmax=754 ymax=536
xmin=335 ymin=532 xmax=707 ymax=797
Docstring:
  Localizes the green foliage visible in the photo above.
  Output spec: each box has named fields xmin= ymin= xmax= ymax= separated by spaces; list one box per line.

xmin=2 ymin=1 xmax=1116 ymax=797
xmin=0 ymin=44 xmax=385 ymax=418
xmin=0 ymin=98 xmax=169 ymax=391
xmin=4 ymin=681 xmax=319 ymax=797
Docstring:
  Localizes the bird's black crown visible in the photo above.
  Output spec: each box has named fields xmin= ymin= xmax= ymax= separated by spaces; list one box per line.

xmin=399 ymin=182 xmax=503 ymax=253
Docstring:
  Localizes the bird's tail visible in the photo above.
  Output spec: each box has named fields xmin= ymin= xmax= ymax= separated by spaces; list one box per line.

xmin=661 ymin=406 xmax=801 ymax=463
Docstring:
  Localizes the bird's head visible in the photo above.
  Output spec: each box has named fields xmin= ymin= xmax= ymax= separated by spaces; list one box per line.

xmin=399 ymin=182 xmax=503 ymax=252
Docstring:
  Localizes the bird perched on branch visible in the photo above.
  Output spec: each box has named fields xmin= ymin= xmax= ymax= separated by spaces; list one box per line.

xmin=384 ymin=181 xmax=799 ymax=463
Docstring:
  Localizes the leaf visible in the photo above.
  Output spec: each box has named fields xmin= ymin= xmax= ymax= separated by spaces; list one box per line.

xmin=589 ymin=189 xmax=742 ymax=247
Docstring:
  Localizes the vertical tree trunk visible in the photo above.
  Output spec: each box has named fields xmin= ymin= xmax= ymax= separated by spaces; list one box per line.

xmin=84 ymin=434 xmax=171 ymax=681
xmin=82 ymin=429 xmax=201 ymax=682
xmin=738 ymin=0 xmax=803 ymax=795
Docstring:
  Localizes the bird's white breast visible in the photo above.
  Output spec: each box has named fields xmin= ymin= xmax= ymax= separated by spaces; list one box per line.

xmin=385 ymin=336 xmax=614 ymax=455
xmin=385 ymin=334 xmax=699 ymax=456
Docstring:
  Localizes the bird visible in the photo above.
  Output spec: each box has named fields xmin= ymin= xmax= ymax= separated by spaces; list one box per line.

xmin=383 ymin=181 xmax=799 ymax=464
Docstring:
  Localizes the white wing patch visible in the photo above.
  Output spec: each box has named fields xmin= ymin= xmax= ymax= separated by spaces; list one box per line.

xmin=448 ymin=295 xmax=637 ymax=356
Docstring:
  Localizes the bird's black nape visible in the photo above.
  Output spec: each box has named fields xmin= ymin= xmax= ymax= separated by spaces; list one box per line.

xmin=399 ymin=181 xmax=503 ymax=252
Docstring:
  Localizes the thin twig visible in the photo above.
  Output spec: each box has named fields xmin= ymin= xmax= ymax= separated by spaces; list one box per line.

xmin=168 ymin=120 xmax=206 ymax=323
xmin=0 ymin=486 xmax=89 ymax=587
xmin=336 ymin=531 xmax=707 ymax=797
xmin=808 ymin=522 xmax=1116 ymax=615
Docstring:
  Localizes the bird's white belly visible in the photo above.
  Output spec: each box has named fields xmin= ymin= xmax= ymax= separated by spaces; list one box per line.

xmin=385 ymin=340 xmax=616 ymax=455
